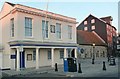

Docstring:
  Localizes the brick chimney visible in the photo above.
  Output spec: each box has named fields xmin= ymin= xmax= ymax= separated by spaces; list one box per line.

xmin=100 ymin=16 xmax=113 ymax=25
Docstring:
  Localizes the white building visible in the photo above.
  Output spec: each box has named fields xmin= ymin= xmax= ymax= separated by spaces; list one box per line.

xmin=0 ymin=2 xmax=77 ymax=71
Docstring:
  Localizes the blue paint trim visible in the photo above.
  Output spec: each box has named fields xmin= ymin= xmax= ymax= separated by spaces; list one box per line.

xmin=20 ymin=51 xmax=25 ymax=68
xmin=10 ymin=44 xmax=77 ymax=47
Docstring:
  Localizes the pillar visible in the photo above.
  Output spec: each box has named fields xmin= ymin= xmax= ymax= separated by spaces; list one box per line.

xmin=36 ymin=48 xmax=39 ymax=69
xmin=75 ymin=48 xmax=77 ymax=58
xmin=16 ymin=48 xmax=20 ymax=71
xmin=51 ymin=48 xmax=54 ymax=67
xmin=64 ymin=48 xmax=67 ymax=58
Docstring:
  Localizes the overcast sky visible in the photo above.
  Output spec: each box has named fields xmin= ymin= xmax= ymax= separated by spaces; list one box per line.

xmin=0 ymin=0 xmax=119 ymax=32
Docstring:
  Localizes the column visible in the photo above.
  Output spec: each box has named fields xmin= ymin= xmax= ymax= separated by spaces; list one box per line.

xmin=16 ymin=48 xmax=20 ymax=71
xmin=51 ymin=48 xmax=54 ymax=67
xmin=75 ymin=48 xmax=77 ymax=58
xmin=36 ymin=48 xmax=39 ymax=69
xmin=64 ymin=48 xmax=67 ymax=58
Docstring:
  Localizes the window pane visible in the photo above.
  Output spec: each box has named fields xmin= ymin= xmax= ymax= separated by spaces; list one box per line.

xmin=48 ymin=50 xmax=51 ymax=59
xmin=84 ymin=27 xmax=88 ymax=31
xmin=68 ymin=26 xmax=72 ymax=39
xmin=91 ymin=25 xmax=95 ymax=30
xmin=91 ymin=19 xmax=95 ymax=23
xmin=11 ymin=18 xmax=14 ymax=37
xmin=42 ymin=20 xmax=48 ymax=38
xmin=50 ymin=25 xmax=55 ymax=33
xmin=60 ymin=49 xmax=64 ymax=59
xmin=27 ymin=54 xmax=32 ymax=61
xmin=25 ymin=17 xmax=32 ymax=37
xmin=56 ymin=23 xmax=61 ymax=39
xmin=84 ymin=21 xmax=87 ymax=25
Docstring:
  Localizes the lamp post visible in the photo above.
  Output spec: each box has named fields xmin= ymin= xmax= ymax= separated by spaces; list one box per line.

xmin=92 ymin=43 xmax=95 ymax=64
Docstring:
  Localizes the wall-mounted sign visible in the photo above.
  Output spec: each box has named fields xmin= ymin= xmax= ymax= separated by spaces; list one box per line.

xmin=81 ymin=48 xmax=84 ymax=54
xmin=117 ymin=45 xmax=120 ymax=50
xmin=11 ymin=55 xmax=16 ymax=59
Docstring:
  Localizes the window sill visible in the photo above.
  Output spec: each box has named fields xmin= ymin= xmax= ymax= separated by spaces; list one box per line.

xmin=43 ymin=38 xmax=49 ymax=40
xmin=10 ymin=37 xmax=15 ymax=39
xmin=25 ymin=36 xmax=34 ymax=39
xmin=57 ymin=39 xmax=62 ymax=41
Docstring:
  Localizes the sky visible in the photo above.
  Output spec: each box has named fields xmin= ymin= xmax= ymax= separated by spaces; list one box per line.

xmin=0 ymin=0 xmax=119 ymax=32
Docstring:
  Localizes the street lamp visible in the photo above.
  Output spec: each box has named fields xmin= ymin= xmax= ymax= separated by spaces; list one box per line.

xmin=92 ymin=43 xmax=95 ymax=64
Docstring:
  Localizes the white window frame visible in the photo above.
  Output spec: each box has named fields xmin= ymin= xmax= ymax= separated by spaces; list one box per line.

xmin=56 ymin=23 xmax=61 ymax=39
xmin=27 ymin=54 xmax=32 ymax=61
xmin=91 ymin=25 xmax=95 ymax=30
xmin=25 ymin=17 xmax=32 ymax=37
xmin=48 ymin=50 xmax=51 ymax=60
xmin=60 ymin=49 xmax=64 ymax=59
xmin=42 ymin=20 xmax=49 ymax=39
xmin=10 ymin=18 xmax=14 ymax=37
xmin=91 ymin=19 xmax=95 ymax=23
xmin=50 ymin=25 xmax=55 ymax=33
xmin=84 ymin=27 xmax=88 ymax=31
xmin=68 ymin=25 xmax=72 ymax=39
xmin=84 ymin=21 xmax=87 ymax=25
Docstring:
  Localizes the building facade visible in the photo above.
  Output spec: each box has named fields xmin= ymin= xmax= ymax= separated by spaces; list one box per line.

xmin=77 ymin=14 xmax=117 ymax=56
xmin=0 ymin=2 xmax=77 ymax=70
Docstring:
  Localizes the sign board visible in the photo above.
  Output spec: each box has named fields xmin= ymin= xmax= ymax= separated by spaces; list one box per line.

xmin=77 ymin=47 xmax=81 ymax=54
xmin=117 ymin=45 xmax=120 ymax=50
xmin=11 ymin=55 xmax=16 ymax=59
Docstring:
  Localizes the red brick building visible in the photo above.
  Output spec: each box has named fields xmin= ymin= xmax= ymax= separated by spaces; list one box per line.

xmin=77 ymin=14 xmax=117 ymax=56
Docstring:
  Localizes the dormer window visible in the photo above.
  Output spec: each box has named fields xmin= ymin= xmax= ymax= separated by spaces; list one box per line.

xmin=84 ymin=21 xmax=87 ymax=25
xmin=91 ymin=19 xmax=95 ymax=23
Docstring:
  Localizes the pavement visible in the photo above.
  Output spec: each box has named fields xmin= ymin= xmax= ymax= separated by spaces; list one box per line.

xmin=1 ymin=57 xmax=119 ymax=78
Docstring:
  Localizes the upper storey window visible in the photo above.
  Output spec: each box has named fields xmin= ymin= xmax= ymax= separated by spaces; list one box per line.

xmin=10 ymin=18 xmax=14 ymax=37
xmin=50 ymin=25 xmax=55 ymax=33
xmin=91 ymin=25 xmax=95 ymax=30
xmin=42 ymin=20 xmax=49 ymax=38
xmin=84 ymin=27 xmax=88 ymax=31
xmin=68 ymin=25 xmax=72 ymax=39
xmin=25 ymin=17 xmax=32 ymax=37
xmin=56 ymin=23 xmax=61 ymax=39
xmin=91 ymin=19 xmax=95 ymax=23
xmin=84 ymin=21 xmax=87 ymax=25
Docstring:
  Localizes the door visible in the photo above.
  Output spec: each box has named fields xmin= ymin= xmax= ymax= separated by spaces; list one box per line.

xmin=71 ymin=49 xmax=75 ymax=58
xmin=20 ymin=51 xmax=25 ymax=68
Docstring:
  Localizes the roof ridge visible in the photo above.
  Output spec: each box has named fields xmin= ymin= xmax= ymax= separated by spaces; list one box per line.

xmin=5 ymin=2 xmax=16 ymax=7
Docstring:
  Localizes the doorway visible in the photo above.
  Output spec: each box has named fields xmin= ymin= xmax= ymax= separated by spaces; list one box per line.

xmin=71 ymin=49 xmax=75 ymax=58
xmin=20 ymin=51 xmax=25 ymax=68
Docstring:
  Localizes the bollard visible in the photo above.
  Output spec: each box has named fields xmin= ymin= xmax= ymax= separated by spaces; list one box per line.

xmin=113 ymin=59 xmax=116 ymax=65
xmin=108 ymin=57 xmax=110 ymax=62
xmin=103 ymin=61 xmax=106 ymax=71
xmin=92 ymin=59 xmax=94 ymax=64
xmin=78 ymin=63 xmax=82 ymax=73
xmin=55 ymin=63 xmax=58 ymax=72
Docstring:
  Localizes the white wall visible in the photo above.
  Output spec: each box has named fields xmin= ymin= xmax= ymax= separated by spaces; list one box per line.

xmin=16 ymin=12 xmax=76 ymax=44
xmin=10 ymin=49 xmax=16 ymax=70
xmin=25 ymin=48 xmax=63 ymax=68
